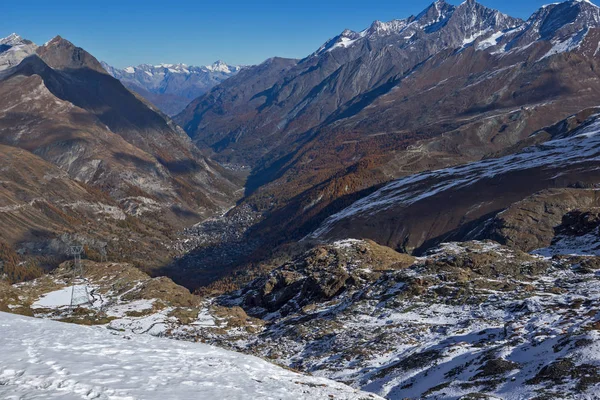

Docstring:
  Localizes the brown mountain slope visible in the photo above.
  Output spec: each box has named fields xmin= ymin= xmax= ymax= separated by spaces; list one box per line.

xmin=0 ymin=144 xmax=179 ymax=270
xmin=245 ymin=38 xmax=600 ymax=242
xmin=0 ymin=37 xmax=241 ymax=220
xmin=177 ymin=0 xmax=521 ymax=169
xmin=307 ymin=109 xmax=600 ymax=254
xmin=0 ymin=36 xmax=241 ymax=270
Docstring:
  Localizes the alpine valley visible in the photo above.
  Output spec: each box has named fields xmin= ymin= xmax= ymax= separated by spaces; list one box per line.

xmin=4 ymin=0 xmax=600 ymax=399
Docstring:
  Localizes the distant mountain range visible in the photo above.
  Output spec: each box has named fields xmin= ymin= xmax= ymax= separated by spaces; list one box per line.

xmin=101 ymin=61 xmax=243 ymax=115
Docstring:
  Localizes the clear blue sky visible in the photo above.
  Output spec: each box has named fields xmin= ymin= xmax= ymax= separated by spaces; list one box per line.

xmin=3 ymin=0 xmax=552 ymax=68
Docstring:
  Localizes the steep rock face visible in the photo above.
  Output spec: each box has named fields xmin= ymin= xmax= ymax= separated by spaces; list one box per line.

xmin=0 ymin=35 xmax=241 ymax=266
xmin=177 ymin=0 xmax=600 ymax=252
xmin=102 ymin=61 xmax=242 ymax=116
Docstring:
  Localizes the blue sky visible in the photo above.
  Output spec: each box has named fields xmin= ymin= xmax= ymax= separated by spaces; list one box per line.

xmin=3 ymin=0 xmax=551 ymax=68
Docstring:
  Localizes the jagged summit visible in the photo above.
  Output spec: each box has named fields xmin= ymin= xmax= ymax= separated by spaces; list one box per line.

xmin=315 ymin=0 xmax=521 ymax=55
xmin=206 ymin=60 xmax=236 ymax=73
xmin=44 ymin=34 xmax=64 ymax=44
xmin=0 ymin=33 xmax=24 ymax=46
xmin=0 ymin=32 xmax=38 ymax=71
xmin=315 ymin=0 xmax=600 ymax=56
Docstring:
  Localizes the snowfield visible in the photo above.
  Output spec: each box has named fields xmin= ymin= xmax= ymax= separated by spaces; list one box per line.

xmin=0 ymin=312 xmax=381 ymax=400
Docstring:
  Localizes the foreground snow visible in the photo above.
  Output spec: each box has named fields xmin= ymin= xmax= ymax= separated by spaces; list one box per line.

xmin=0 ymin=312 xmax=380 ymax=400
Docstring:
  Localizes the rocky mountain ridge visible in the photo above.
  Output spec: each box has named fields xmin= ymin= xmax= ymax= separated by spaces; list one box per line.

xmin=308 ymin=109 xmax=600 ymax=253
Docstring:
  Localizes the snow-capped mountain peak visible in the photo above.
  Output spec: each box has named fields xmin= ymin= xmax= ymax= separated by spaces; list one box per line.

xmin=0 ymin=33 xmax=25 ymax=46
xmin=493 ymin=0 xmax=600 ymax=54
xmin=530 ymin=0 xmax=600 ymax=39
xmin=205 ymin=60 xmax=237 ymax=73
xmin=314 ymin=0 xmax=522 ymax=56
xmin=313 ymin=0 xmax=600 ymax=59
xmin=0 ymin=33 xmax=38 ymax=72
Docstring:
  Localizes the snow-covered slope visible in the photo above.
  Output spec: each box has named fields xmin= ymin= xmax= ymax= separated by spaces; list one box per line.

xmin=0 ymin=312 xmax=380 ymax=399
xmin=308 ymin=112 xmax=600 ymax=250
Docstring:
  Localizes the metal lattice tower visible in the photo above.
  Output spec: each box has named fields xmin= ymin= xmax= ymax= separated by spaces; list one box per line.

xmin=99 ymin=246 xmax=107 ymax=263
xmin=68 ymin=245 xmax=91 ymax=308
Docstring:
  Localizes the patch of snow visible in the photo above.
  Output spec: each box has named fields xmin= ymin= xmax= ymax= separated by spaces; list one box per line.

xmin=32 ymin=285 xmax=90 ymax=309
xmin=462 ymin=28 xmax=492 ymax=47
xmin=539 ymin=27 xmax=589 ymax=60
xmin=533 ymin=228 xmax=600 ymax=256
xmin=332 ymin=239 xmax=365 ymax=249
xmin=195 ymin=307 xmax=217 ymax=327
xmin=477 ymin=30 xmax=505 ymax=50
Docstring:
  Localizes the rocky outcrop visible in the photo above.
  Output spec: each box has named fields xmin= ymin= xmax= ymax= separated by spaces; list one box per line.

xmin=207 ymin=239 xmax=600 ymax=399
xmin=224 ymin=239 xmax=414 ymax=317
xmin=557 ymin=208 xmax=600 ymax=237
xmin=471 ymin=188 xmax=600 ymax=252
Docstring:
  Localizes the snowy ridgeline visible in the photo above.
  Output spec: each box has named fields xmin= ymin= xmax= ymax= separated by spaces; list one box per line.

xmin=309 ymin=114 xmax=600 ymax=239
xmin=0 ymin=312 xmax=380 ymax=400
